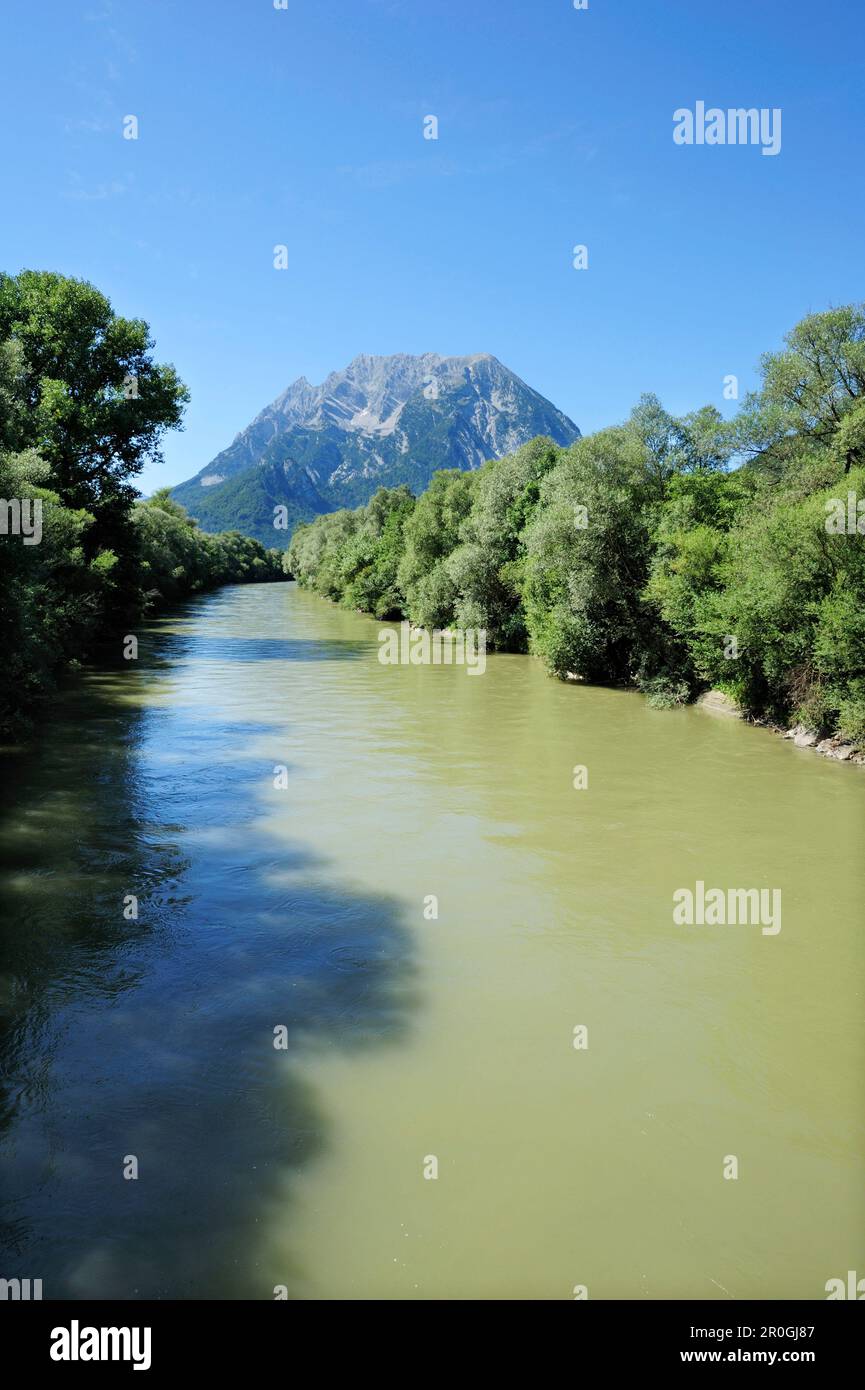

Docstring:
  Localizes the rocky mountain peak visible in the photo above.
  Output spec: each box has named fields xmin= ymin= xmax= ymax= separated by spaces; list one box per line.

xmin=171 ymin=352 xmax=579 ymax=545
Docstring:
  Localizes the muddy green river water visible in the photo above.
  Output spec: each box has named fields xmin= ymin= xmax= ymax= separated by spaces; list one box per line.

xmin=0 ymin=580 xmax=862 ymax=1299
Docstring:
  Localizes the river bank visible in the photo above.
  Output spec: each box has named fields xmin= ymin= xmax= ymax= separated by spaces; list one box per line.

xmin=695 ymin=689 xmax=865 ymax=765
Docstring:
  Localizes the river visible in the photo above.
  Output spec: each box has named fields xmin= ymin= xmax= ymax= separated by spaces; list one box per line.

xmin=0 ymin=580 xmax=862 ymax=1299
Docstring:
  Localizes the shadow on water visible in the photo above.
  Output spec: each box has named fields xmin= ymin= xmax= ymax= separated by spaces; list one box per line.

xmin=0 ymin=623 xmax=416 ymax=1299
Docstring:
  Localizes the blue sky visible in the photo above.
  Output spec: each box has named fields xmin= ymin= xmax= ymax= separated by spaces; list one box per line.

xmin=1 ymin=0 xmax=862 ymax=496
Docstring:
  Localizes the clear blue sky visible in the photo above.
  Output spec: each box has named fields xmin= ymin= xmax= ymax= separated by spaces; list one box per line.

xmin=1 ymin=0 xmax=862 ymax=495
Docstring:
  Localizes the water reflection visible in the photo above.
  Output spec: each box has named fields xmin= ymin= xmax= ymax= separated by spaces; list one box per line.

xmin=0 ymin=619 xmax=416 ymax=1298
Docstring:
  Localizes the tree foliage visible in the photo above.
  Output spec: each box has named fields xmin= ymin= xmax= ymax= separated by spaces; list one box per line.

xmin=0 ymin=271 xmax=283 ymax=736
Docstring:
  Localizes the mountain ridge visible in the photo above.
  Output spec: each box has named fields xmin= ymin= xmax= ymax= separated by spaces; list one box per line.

xmin=171 ymin=352 xmax=580 ymax=544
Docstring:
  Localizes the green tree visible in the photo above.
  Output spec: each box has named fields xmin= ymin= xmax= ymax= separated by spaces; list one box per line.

xmin=0 ymin=273 xmax=284 ymax=736
xmin=520 ymin=428 xmax=657 ymax=681
xmin=0 ymin=270 xmax=189 ymax=542
xmin=735 ymin=305 xmax=865 ymax=478
xmin=398 ymin=469 xmax=474 ymax=626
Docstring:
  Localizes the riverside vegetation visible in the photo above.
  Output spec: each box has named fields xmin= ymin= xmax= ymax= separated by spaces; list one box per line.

xmin=0 ymin=271 xmax=284 ymax=737
xmin=288 ymin=305 xmax=865 ymax=749
xmin=3 ymin=271 xmax=863 ymax=749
